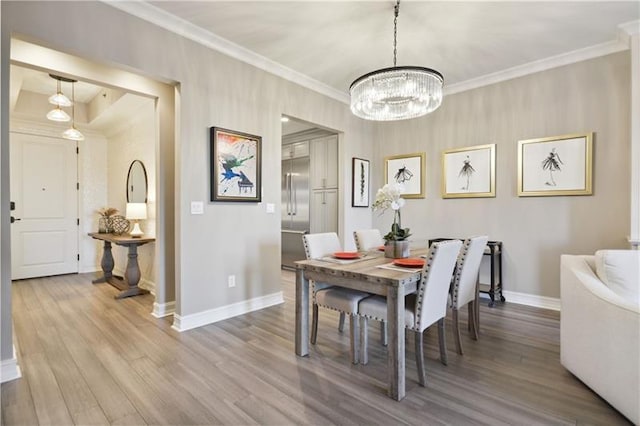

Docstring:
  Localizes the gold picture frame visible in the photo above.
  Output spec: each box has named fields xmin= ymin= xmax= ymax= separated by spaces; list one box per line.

xmin=384 ymin=152 xmax=426 ymax=198
xmin=441 ymin=144 xmax=496 ymax=199
xmin=517 ymin=132 xmax=593 ymax=197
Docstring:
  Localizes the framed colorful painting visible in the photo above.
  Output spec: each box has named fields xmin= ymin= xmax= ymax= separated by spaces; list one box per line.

xmin=442 ymin=144 xmax=496 ymax=198
xmin=517 ymin=132 xmax=593 ymax=197
xmin=384 ymin=152 xmax=426 ymax=198
xmin=210 ymin=127 xmax=262 ymax=202
xmin=352 ymin=157 xmax=370 ymax=207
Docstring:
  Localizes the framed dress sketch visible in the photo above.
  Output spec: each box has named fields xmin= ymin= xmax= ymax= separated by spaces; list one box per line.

xmin=384 ymin=152 xmax=426 ymax=198
xmin=442 ymin=144 xmax=496 ymax=198
xmin=517 ymin=132 xmax=593 ymax=197
xmin=210 ymin=127 xmax=262 ymax=202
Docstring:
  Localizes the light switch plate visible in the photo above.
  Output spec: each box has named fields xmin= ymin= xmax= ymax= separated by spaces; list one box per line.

xmin=191 ymin=201 xmax=204 ymax=215
xmin=266 ymin=203 xmax=275 ymax=214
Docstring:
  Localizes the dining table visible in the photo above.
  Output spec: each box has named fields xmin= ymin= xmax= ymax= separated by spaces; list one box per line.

xmin=294 ymin=247 xmax=428 ymax=401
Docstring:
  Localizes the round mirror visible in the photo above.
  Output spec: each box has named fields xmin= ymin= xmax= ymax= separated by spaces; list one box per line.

xmin=126 ymin=160 xmax=148 ymax=203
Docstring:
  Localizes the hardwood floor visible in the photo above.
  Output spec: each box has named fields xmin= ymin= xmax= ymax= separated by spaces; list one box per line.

xmin=1 ymin=271 xmax=630 ymax=425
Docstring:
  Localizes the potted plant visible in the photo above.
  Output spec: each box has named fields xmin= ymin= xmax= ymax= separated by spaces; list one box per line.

xmin=372 ymin=183 xmax=411 ymax=258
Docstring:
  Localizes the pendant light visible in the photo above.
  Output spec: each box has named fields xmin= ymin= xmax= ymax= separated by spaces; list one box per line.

xmin=46 ymin=75 xmax=72 ymax=122
xmin=349 ymin=0 xmax=443 ymax=121
xmin=62 ymin=81 xmax=84 ymax=141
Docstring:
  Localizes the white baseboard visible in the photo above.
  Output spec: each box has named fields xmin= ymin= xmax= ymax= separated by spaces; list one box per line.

xmin=152 ymin=301 xmax=176 ymax=318
xmin=172 ymin=291 xmax=284 ymax=332
xmin=1 ymin=346 xmax=21 ymax=383
xmin=498 ymin=290 xmax=561 ymax=311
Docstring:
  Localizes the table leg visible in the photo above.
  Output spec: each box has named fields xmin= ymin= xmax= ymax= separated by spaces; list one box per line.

xmin=387 ymin=285 xmax=405 ymax=401
xmin=92 ymin=241 xmax=114 ymax=284
xmin=115 ymin=244 xmax=149 ymax=299
xmin=295 ymin=267 xmax=309 ymax=357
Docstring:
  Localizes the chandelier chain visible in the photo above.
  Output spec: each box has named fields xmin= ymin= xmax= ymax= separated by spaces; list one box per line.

xmin=393 ymin=0 xmax=400 ymax=67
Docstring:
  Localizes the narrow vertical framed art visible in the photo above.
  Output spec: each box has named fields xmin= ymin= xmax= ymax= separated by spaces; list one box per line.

xmin=517 ymin=132 xmax=593 ymax=197
xmin=210 ymin=127 xmax=262 ymax=202
xmin=352 ymin=157 xmax=370 ymax=207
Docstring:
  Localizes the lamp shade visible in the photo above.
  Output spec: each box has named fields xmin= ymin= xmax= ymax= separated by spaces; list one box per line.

xmin=126 ymin=203 xmax=147 ymax=220
xmin=46 ymin=107 xmax=70 ymax=122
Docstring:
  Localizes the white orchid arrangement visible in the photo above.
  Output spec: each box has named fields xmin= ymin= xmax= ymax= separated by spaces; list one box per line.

xmin=372 ymin=183 xmax=411 ymax=242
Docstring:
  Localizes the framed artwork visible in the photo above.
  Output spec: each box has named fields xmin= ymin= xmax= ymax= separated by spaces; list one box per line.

xmin=441 ymin=144 xmax=496 ymax=198
xmin=518 ymin=132 xmax=593 ymax=197
xmin=352 ymin=157 xmax=370 ymax=207
xmin=384 ymin=152 xmax=426 ymax=198
xmin=210 ymin=127 xmax=262 ymax=202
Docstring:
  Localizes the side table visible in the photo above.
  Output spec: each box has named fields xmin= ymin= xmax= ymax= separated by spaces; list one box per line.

xmin=88 ymin=233 xmax=155 ymax=299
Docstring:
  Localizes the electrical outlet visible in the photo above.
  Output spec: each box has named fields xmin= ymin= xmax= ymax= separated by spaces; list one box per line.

xmin=228 ymin=275 xmax=236 ymax=288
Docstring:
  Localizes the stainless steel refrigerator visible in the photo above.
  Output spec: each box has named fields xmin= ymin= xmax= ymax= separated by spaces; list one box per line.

xmin=281 ymin=156 xmax=310 ymax=269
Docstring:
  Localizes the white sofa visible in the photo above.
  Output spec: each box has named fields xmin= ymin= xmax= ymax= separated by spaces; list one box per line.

xmin=561 ymin=251 xmax=640 ymax=425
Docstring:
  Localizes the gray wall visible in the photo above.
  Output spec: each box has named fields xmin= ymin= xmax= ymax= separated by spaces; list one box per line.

xmin=373 ymin=52 xmax=631 ymax=299
xmin=0 ymin=0 xmax=373 ymax=363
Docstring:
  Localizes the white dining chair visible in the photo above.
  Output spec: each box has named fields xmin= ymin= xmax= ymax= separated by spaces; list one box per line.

xmin=358 ymin=239 xmax=463 ymax=386
xmin=353 ymin=229 xmax=384 ymax=252
xmin=450 ymin=236 xmax=488 ymax=355
xmin=353 ymin=229 xmax=388 ymax=346
xmin=302 ymin=232 xmax=372 ymax=364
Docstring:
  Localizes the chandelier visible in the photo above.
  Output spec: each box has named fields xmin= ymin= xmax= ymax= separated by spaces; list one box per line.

xmin=46 ymin=74 xmax=84 ymax=141
xmin=349 ymin=0 xmax=443 ymax=121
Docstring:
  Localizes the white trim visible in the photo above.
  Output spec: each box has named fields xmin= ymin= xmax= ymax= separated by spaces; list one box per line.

xmin=498 ymin=290 xmax=561 ymax=311
xmin=1 ymin=346 xmax=21 ymax=384
xmin=104 ymin=1 xmax=349 ymax=104
xmin=105 ymin=1 xmax=632 ymax=104
xmin=629 ymin=238 xmax=640 ymax=250
xmin=171 ymin=291 xmax=284 ymax=332
xmin=445 ymin=39 xmax=628 ymax=95
xmin=619 ymin=20 xmax=640 ymax=37
xmin=629 ymin=32 xmax=640 ymax=247
xmin=152 ymin=301 xmax=175 ymax=318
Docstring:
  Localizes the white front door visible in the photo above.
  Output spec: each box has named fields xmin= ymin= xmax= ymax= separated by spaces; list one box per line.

xmin=10 ymin=133 xmax=79 ymax=280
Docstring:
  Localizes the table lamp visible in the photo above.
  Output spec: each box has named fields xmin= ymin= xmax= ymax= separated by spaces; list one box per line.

xmin=126 ymin=202 xmax=147 ymax=238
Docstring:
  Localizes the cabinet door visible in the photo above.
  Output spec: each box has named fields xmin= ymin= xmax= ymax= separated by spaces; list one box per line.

xmin=310 ymin=189 xmax=338 ymax=234
xmin=310 ymin=135 xmax=338 ymax=190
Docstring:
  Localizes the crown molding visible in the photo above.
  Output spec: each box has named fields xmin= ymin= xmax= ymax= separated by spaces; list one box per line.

xmin=104 ymin=0 xmax=349 ymax=105
xmin=105 ymin=1 xmax=634 ymax=104
xmin=619 ymin=20 xmax=640 ymax=36
xmin=445 ymin=38 xmax=628 ymax=96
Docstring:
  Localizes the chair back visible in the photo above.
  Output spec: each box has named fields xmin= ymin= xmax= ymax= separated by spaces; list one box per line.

xmin=414 ymin=240 xmax=462 ymax=332
xmin=302 ymin=232 xmax=341 ymax=259
xmin=353 ymin=229 xmax=384 ymax=252
xmin=452 ymin=236 xmax=489 ymax=309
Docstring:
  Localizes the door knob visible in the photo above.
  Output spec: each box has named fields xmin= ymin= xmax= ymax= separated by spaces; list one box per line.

xmin=10 ymin=216 xmax=21 ymax=224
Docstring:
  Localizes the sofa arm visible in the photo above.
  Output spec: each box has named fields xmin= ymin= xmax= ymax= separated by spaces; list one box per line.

xmin=560 ymin=255 xmax=640 ymax=424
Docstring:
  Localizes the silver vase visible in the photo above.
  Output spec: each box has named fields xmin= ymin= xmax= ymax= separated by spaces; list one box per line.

xmin=384 ymin=240 xmax=410 ymax=259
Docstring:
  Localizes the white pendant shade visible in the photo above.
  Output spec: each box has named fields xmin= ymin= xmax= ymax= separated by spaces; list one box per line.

xmin=62 ymin=126 xmax=85 ymax=141
xmin=46 ymin=107 xmax=71 ymax=122
xmin=48 ymin=92 xmax=72 ymax=107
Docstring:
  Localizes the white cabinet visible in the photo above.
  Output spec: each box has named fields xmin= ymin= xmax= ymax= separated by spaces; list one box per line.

xmin=310 ymin=135 xmax=338 ymax=189
xmin=310 ymin=189 xmax=338 ymax=234
xmin=282 ymin=141 xmax=309 ymax=160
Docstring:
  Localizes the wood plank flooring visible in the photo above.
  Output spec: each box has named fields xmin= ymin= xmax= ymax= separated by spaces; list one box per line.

xmin=1 ymin=271 xmax=630 ymax=425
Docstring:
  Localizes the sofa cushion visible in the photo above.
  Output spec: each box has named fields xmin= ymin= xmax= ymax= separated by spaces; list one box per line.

xmin=594 ymin=250 xmax=640 ymax=303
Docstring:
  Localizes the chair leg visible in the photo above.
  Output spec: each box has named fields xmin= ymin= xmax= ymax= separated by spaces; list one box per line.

xmin=414 ymin=330 xmax=426 ymax=387
xmin=452 ymin=308 xmax=463 ymax=355
xmin=338 ymin=312 xmax=346 ymax=333
xmin=437 ymin=318 xmax=448 ymax=366
xmin=468 ymin=302 xmax=473 ymax=332
xmin=380 ymin=320 xmax=388 ymax=346
xmin=360 ymin=317 xmax=369 ymax=365
xmin=474 ymin=291 xmax=480 ymax=338
xmin=349 ymin=314 xmax=359 ymax=364
xmin=470 ymin=300 xmax=479 ymax=341
xmin=311 ymin=304 xmax=319 ymax=345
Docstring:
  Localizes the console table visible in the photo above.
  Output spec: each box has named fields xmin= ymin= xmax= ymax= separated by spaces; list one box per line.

xmin=429 ymin=238 xmax=505 ymax=307
xmin=89 ymin=233 xmax=155 ymax=299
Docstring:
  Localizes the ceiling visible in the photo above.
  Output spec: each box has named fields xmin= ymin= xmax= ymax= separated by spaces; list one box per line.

xmin=147 ymin=1 xmax=639 ymax=93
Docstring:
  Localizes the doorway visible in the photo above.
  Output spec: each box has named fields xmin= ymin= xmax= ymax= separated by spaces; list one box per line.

xmin=281 ymin=116 xmax=339 ymax=269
